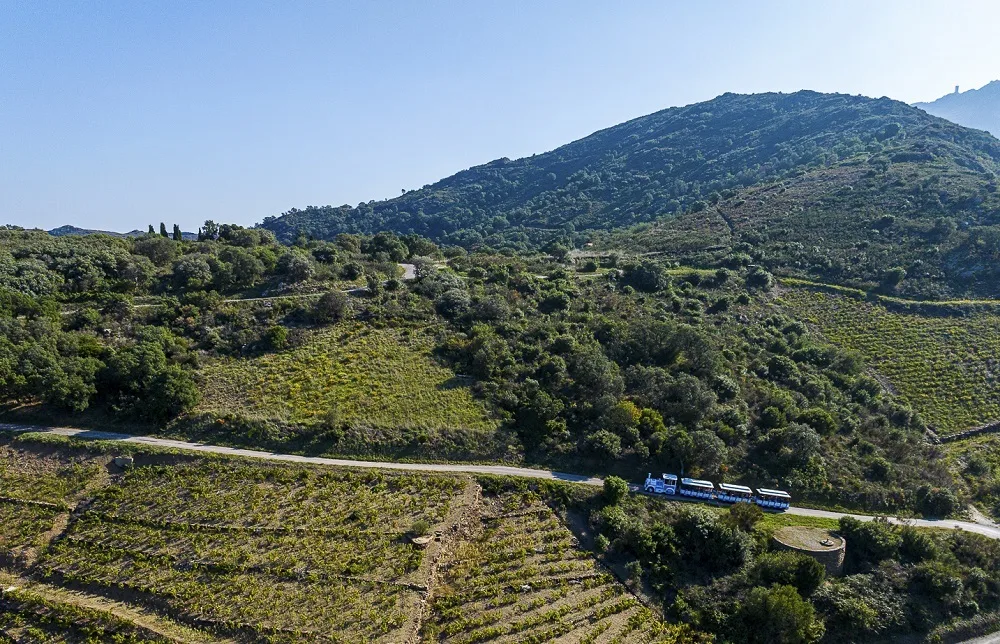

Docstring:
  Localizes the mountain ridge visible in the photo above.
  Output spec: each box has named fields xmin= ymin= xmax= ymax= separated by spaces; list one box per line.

xmin=260 ymin=90 xmax=1000 ymax=250
xmin=915 ymin=80 xmax=1000 ymax=136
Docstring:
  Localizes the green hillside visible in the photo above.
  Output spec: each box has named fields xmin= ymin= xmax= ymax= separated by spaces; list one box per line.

xmin=616 ymin=153 xmax=1000 ymax=298
xmin=261 ymin=91 xmax=1000 ymax=254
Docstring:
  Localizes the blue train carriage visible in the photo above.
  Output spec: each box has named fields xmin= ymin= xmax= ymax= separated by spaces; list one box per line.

xmin=716 ymin=482 xmax=754 ymax=504
xmin=643 ymin=473 xmax=678 ymax=495
xmin=755 ymin=487 xmax=792 ymax=510
xmin=679 ymin=477 xmax=715 ymax=500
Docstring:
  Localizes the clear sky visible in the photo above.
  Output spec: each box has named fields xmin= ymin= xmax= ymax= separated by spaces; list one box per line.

xmin=2 ymin=0 xmax=998 ymax=233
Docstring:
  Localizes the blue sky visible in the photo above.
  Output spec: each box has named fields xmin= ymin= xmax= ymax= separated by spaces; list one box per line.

xmin=2 ymin=0 xmax=999 ymax=232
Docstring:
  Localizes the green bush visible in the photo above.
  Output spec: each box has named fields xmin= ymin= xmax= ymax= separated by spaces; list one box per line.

xmin=838 ymin=516 xmax=901 ymax=570
xmin=602 ymin=476 xmax=629 ymax=505
xmin=916 ymin=485 xmax=958 ymax=517
xmin=732 ymin=584 xmax=823 ymax=644
xmin=264 ymin=325 xmax=289 ymax=350
xmin=751 ymin=551 xmax=826 ymax=597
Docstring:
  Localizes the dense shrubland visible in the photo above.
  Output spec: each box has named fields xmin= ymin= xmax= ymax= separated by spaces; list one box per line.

xmin=417 ymin=253 xmax=951 ymax=514
xmin=260 ymin=91 xmax=1000 ymax=300
xmin=577 ymin=479 xmax=1000 ymax=644
xmin=0 ymin=221 xmax=963 ymax=516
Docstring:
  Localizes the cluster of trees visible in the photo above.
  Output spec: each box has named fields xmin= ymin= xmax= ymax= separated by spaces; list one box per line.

xmin=418 ymin=253 xmax=949 ymax=514
xmin=588 ymin=480 xmax=1000 ymax=643
xmin=0 ymin=225 xmax=434 ymax=301
xmin=0 ymin=289 xmax=198 ymax=421
xmin=0 ymin=225 xmax=439 ymax=425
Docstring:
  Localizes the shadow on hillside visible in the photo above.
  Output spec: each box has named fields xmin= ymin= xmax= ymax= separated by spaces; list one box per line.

xmin=435 ymin=375 xmax=475 ymax=391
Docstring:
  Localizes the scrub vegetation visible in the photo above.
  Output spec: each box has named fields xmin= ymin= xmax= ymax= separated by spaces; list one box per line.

xmin=579 ymin=479 xmax=1000 ymax=644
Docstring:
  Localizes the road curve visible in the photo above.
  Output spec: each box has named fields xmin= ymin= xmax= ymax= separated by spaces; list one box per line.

xmin=2 ymin=423 xmax=999 ymax=541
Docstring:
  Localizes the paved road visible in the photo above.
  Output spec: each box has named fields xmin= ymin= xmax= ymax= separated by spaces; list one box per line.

xmin=2 ymin=423 xmax=999 ymax=541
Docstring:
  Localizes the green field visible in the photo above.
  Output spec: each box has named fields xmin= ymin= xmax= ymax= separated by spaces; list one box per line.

xmin=199 ymin=323 xmax=497 ymax=432
xmin=777 ymin=287 xmax=1000 ymax=434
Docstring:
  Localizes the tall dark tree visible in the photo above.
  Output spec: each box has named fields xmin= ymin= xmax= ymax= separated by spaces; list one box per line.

xmin=147 ymin=224 xmax=155 ymax=235
xmin=172 ymin=224 xmax=182 ymax=242
xmin=202 ymin=220 xmax=219 ymax=240
xmin=159 ymin=223 xmax=168 ymax=238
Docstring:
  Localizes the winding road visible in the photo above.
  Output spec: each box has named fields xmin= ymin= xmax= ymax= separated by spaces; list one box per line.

xmin=1 ymin=422 xmax=999 ymax=541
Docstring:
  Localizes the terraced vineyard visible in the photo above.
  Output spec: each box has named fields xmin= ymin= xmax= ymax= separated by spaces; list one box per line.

xmin=34 ymin=461 xmax=472 ymax=642
xmin=0 ymin=446 xmax=104 ymax=567
xmin=777 ymin=287 xmax=1000 ymax=434
xmin=422 ymin=491 xmax=698 ymax=644
xmin=199 ymin=323 xmax=497 ymax=433
xmin=0 ymin=584 xmax=171 ymax=643
xmin=0 ymin=436 xmax=703 ymax=643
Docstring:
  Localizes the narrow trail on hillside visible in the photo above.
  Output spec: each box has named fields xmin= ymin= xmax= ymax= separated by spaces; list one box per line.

xmin=2 ymin=423 xmax=999 ymax=541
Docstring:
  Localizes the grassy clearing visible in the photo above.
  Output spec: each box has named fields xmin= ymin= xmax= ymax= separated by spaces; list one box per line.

xmin=752 ymin=512 xmax=840 ymax=534
xmin=777 ymin=287 xmax=1000 ymax=434
xmin=422 ymin=490 xmax=694 ymax=643
xmin=35 ymin=460 xmax=470 ymax=642
xmin=199 ymin=323 xmax=497 ymax=432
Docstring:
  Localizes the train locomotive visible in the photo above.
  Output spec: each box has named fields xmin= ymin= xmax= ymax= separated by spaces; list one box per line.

xmin=643 ymin=473 xmax=791 ymax=510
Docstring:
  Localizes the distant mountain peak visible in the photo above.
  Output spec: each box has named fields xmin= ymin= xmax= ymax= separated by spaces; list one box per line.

xmin=915 ymin=81 xmax=1000 ymax=135
xmin=47 ymin=225 xmax=198 ymax=240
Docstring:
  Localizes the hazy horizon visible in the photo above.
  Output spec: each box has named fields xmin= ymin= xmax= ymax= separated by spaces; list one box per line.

xmin=3 ymin=1 xmax=999 ymax=233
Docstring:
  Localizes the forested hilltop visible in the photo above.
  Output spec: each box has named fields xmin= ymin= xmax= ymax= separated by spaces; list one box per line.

xmin=260 ymin=91 xmax=1000 ymax=298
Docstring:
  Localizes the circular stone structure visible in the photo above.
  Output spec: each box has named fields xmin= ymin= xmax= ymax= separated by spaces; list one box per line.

xmin=771 ymin=526 xmax=846 ymax=576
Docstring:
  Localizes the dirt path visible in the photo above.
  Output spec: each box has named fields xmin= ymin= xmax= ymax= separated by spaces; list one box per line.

xmin=3 ymin=423 xmax=999 ymax=542
xmin=0 ymin=573 xmax=227 ymax=643
xmin=404 ymin=477 xmax=481 ymax=643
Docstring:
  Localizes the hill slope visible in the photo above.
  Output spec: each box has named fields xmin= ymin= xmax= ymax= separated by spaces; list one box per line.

xmin=916 ymin=81 xmax=1000 ymax=136
xmin=261 ymin=90 xmax=1000 ymax=253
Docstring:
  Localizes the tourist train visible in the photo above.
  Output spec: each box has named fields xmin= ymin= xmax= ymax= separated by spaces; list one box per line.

xmin=642 ymin=473 xmax=791 ymax=510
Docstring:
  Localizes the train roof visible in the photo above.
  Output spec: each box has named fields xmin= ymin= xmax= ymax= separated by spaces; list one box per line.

xmin=681 ymin=478 xmax=714 ymax=489
xmin=718 ymin=483 xmax=753 ymax=494
xmin=661 ymin=473 xmax=678 ymax=481
xmin=756 ymin=488 xmax=791 ymax=498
